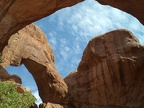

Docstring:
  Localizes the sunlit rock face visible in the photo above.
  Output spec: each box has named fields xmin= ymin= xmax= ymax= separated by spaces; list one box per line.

xmin=65 ymin=29 xmax=144 ymax=108
xmin=0 ymin=0 xmax=83 ymax=51
xmin=96 ymin=0 xmax=144 ymax=25
xmin=0 ymin=0 xmax=144 ymax=107
xmin=0 ymin=0 xmax=143 ymax=52
xmin=1 ymin=23 xmax=68 ymax=104
xmin=39 ymin=102 xmax=71 ymax=108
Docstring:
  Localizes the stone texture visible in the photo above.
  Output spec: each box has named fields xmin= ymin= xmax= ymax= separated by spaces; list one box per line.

xmin=0 ymin=0 xmax=83 ymax=51
xmin=16 ymin=85 xmax=29 ymax=93
xmin=96 ymin=0 xmax=144 ymax=25
xmin=0 ymin=0 xmax=144 ymax=52
xmin=65 ymin=29 xmax=144 ymax=108
xmin=39 ymin=102 xmax=71 ymax=108
xmin=0 ymin=0 xmax=143 ymax=52
xmin=1 ymin=23 xmax=68 ymax=104
xmin=0 ymin=65 xmax=21 ymax=84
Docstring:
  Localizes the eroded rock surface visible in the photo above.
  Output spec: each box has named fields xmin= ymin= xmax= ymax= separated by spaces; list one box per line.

xmin=39 ymin=102 xmax=71 ymax=108
xmin=0 ymin=65 xmax=21 ymax=84
xmin=0 ymin=0 xmax=144 ymax=53
xmin=1 ymin=23 xmax=68 ymax=104
xmin=0 ymin=0 xmax=144 ymax=52
xmin=65 ymin=29 xmax=144 ymax=108
xmin=0 ymin=0 xmax=83 ymax=51
xmin=97 ymin=0 xmax=144 ymax=25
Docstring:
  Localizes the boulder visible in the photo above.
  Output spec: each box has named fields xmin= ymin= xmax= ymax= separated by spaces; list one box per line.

xmin=96 ymin=0 xmax=144 ymax=25
xmin=39 ymin=102 xmax=71 ymax=108
xmin=65 ymin=29 xmax=144 ymax=108
xmin=1 ymin=23 xmax=68 ymax=104
xmin=0 ymin=65 xmax=22 ymax=84
xmin=16 ymin=85 xmax=29 ymax=93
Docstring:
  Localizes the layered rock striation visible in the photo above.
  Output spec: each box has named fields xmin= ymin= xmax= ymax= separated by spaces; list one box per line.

xmin=0 ymin=1 xmax=144 ymax=108
xmin=65 ymin=29 xmax=144 ymax=108
xmin=1 ymin=23 xmax=68 ymax=104
xmin=1 ymin=23 xmax=144 ymax=108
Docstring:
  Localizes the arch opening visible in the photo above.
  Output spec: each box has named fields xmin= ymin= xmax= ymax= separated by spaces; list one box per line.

xmin=6 ymin=65 xmax=42 ymax=104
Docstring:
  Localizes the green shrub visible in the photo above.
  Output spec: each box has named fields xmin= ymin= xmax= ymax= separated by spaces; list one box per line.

xmin=0 ymin=81 xmax=36 ymax=108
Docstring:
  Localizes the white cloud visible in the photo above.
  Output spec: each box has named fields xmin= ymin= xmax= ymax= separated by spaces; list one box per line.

xmin=32 ymin=90 xmax=42 ymax=105
xmin=5 ymin=1 xmax=144 ymax=106
xmin=35 ymin=0 xmax=144 ymax=78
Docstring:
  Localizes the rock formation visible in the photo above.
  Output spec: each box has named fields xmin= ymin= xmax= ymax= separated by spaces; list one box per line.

xmin=0 ymin=65 xmax=36 ymax=106
xmin=0 ymin=0 xmax=83 ymax=51
xmin=0 ymin=0 xmax=144 ymax=52
xmin=65 ymin=29 xmax=144 ymax=108
xmin=0 ymin=1 xmax=144 ymax=108
xmin=39 ymin=102 xmax=70 ymax=108
xmin=1 ymin=23 xmax=68 ymax=104
xmin=0 ymin=65 xmax=21 ymax=84
xmin=96 ymin=0 xmax=144 ymax=25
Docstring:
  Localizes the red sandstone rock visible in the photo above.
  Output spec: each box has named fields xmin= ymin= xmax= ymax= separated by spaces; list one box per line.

xmin=0 ymin=0 xmax=83 ymax=51
xmin=9 ymin=74 xmax=22 ymax=84
xmin=0 ymin=0 xmax=143 ymax=53
xmin=96 ymin=0 xmax=144 ymax=25
xmin=16 ymin=85 xmax=29 ymax=93
xmin=39 ymin=102 xmax=71 ymax=108
xmin=65 ymin=29 xmax=144 ymax=108
xmin=0 ymin=65 xmax=21 ymax=84
xmin=1 ymin=23 xmax=68 ymax=104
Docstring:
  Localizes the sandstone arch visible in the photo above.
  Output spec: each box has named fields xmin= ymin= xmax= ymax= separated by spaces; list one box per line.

xmin=1 ymin=23 xmax=68 ymax=104
xmin=0 ymin=0 xmax=144 ymax=52
xmin=0 ymin=0 xmax=144 ymax=107
xmin=0 ymin=0 xmax=83 ymax=51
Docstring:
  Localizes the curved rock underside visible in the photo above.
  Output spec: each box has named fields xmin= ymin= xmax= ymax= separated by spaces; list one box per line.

xmin=1 ymin=23 xmax=68 ymax=104
xmin=65 ymin=29 xmax=144 ymax=108
xmin=0 ymin=0 xmax=144 ymax=108
xmin=97 ymin=0 xmax=144 ymax=25
xmin=0 ymin=0 xmax=83 ymax=51
xmin=0 ymin=0 xmax=144 ymax=52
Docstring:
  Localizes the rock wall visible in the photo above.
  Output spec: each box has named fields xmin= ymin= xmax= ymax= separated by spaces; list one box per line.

xmin=96 ymin=0 xmax=144 ymax=25
xmin=0 ymin=1 xmax=144 ymax=108
xmin=1 ymin=23 xmax=68 ymax=104
xmin=0 ymin=0 xmax=83 ymax=51
xmin=65 ymin=29 xmax=144 ymax=108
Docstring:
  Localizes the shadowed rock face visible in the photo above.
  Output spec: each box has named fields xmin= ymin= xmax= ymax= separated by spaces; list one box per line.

xmin=1 ymin=23 xmax=68 ymax=104
xmin=0 ymin=0 xmax=144 ymax=52
xmin=0 ymin=1 xmax=144 ymax=107
xmin=0 ymin=65 xmax=21 ymax=84
xmin=0 ymin=0 xmax=83 ymax=51
xmin=96 ymin=0 xmax=144 ymax=25
xmin=65 ymin=29 xmax=144 ymax=108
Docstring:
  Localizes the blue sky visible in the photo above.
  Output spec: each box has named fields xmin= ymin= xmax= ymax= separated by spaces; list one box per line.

xmin=6 ymin=0 xmax=144 ymax=104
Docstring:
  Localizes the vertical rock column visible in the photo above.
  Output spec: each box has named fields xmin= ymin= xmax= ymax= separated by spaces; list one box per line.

xmin=65 ymin=29 xmax=144 ymax=107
